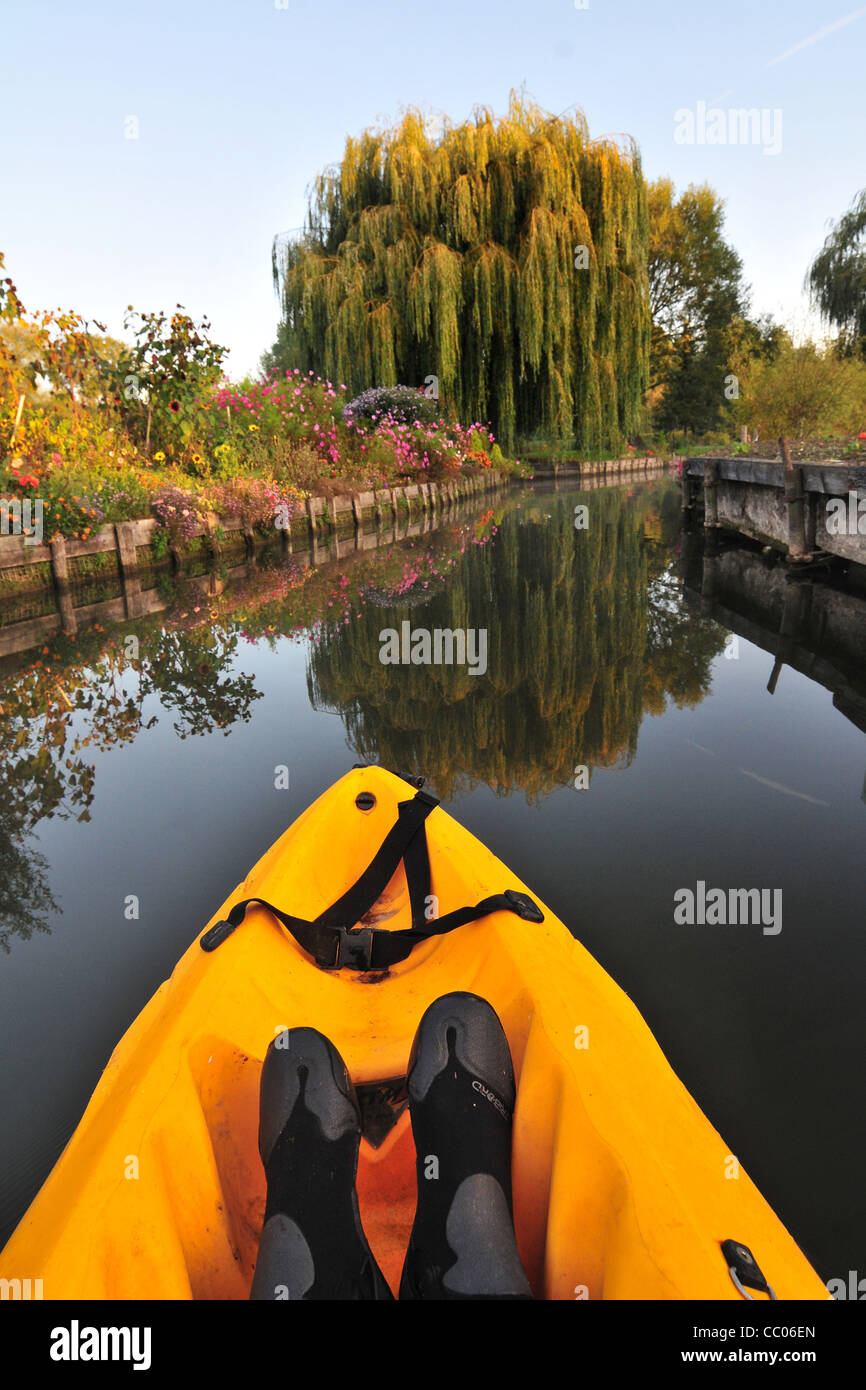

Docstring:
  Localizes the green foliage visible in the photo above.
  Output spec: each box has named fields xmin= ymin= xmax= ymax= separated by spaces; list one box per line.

xmin=151 ymin=526 xmax=171 ymax=560
xmin=0 ymin=251 xmax=26 ymax=326
xmin=270 ymin=94 xmax=650 ymax=451
xmin=744 ymin=342 xmax=866 ymax=439
xmin=107 ymin=306 xmax=228 ymax=458
xmin=807 ymin=188 xmax=866 ymax=357
xmin=648 ymin=180 xmax=748 ymax=435
xmin=0 ymin=252 xmax=513 ymax=538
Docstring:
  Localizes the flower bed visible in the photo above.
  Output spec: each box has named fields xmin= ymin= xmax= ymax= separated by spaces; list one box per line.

xmin=3 ymin=372 xmax=514 ymax=543
xmin=1 ymin=263 xmax=519 ymax=544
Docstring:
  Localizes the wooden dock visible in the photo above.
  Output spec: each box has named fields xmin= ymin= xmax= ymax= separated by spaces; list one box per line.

xmin=682 ymin=455 xmax=866 ymax=568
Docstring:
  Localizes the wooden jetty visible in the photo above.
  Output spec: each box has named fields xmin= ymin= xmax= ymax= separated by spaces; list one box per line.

xmin=682 ymin=452 xmax=866 ymax=568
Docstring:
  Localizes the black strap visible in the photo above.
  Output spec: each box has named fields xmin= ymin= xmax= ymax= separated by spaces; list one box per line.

xmin=200 ymin=788 xmax=543 ymax=970
xmin=315 ymin=789 xmax=438 ymax=931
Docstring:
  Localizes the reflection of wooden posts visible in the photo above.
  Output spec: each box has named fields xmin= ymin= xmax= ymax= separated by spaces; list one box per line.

xmin=676 ymin=524 xmax=703 ymax=589
xmin=311 ymin=531 xmax=327 ymax=566
xmin=780 ymin=437 xmax=810 ymax=561
xmin=681 ymin=466 xmax=698 ymax=522
xmin=703 ymin=460 xmax=719 ymax=528
xmin=767 ymin=577 xmax=812 ymax=694
xmin=700 ymin=548 xmax=719 ymax=609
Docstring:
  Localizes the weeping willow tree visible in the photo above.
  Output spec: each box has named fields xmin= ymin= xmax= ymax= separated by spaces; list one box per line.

xmin=807 ymin=188 xmax=866 ymax=357
xmin=270 ymin=95 xmax=650 ymax=450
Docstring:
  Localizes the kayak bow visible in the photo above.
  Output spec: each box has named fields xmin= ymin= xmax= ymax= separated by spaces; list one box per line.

xmin=0 ymin=766 xmax=829 ymax=1300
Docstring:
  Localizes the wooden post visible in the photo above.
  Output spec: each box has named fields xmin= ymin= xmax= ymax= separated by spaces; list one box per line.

xmin=114 ymin=521 xmax=138 ymax=578
xmin=50 ymin=537 xmax=77 ymax=635
xmin=703 ymin=460 xmax=719 ymax=528
xmin=780 ymin=438 xmax=809 ymax=562
xmin=114 ymin=522 xmax=141 ymax=619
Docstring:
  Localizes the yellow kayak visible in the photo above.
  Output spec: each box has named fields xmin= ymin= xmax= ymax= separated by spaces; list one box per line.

xmin=0 ymin=765 xmax=828 ymax=1300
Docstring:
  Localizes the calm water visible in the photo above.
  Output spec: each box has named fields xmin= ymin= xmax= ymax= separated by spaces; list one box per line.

xmin=1 ymin=477 xmax=864 ymax=1283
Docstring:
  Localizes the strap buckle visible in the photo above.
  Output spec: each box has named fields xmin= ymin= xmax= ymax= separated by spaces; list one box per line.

xmin=330 ymin=925 xmax=375 ymax=970
xmin=504 ymin=889 xmax=544 ymax=923
xmin=200 ymin=918 xmax=238 ymax=952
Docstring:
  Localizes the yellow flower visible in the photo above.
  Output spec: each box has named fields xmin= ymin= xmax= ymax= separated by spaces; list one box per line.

xmin=248 ymin=424 xmax=259 ymax=433
xmin=153 ymin=451 xmax=166 ymax=462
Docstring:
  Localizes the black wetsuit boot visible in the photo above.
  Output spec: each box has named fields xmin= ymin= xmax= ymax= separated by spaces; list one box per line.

xmin=250 ymin=1028 xmax=393 ymax=1300
xmin=399 ymin=992 xmax=533 ymax=1299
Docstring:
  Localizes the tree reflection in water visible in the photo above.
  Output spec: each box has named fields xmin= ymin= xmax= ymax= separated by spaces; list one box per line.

xmin=0 ymin=480 xmax=724 ymax=946
xmin=308 ymin=481 xmax=726 ymax=800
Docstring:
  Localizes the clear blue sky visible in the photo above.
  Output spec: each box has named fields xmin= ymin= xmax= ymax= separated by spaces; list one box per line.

xmin=3 ymin=0 xmax=864 ymax=375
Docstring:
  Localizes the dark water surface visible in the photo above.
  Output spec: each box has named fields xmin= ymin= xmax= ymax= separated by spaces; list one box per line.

xmin=1 ymin=477 xmax=864 ymax=1284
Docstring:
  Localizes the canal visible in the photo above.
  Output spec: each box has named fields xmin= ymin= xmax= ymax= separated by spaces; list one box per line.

xmin=0 ymin=475 xmax=863 ymax=1286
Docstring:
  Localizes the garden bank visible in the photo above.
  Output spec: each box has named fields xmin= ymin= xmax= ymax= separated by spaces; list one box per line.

xmin=0 ymin=470 xmax=507 ymax=627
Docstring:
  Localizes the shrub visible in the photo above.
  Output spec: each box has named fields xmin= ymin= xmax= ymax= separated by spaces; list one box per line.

xmin=152 ymin=487 xmax=202 ymax=544
xmin=274 ymin=441 xmax=323 ymax=495
xmin=108 ymin=307 xmax=228 ymax=460
xmin=205 ymin=479 xmax=304 ymax=532
xmin=343 ymin=385 xmax=441 ymax=427
xmin=745 ymin=343 xmax=866 ymax=439
xmin=151 ymin=527 xmax=170 ymax=560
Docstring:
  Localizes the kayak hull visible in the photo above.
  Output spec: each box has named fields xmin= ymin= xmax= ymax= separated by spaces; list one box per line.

xmin=0 ymin=767 xmax=829 ymax=1300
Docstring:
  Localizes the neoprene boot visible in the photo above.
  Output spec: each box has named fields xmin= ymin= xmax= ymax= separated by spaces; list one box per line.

xmin=250 ymin=1027 xmax=393 ymax=1300
xmin=399 ymin=992 xmax=533 ymax=1300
